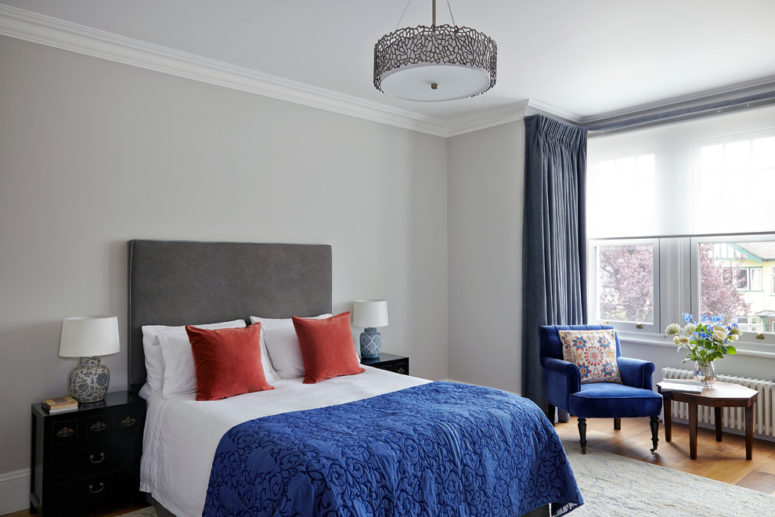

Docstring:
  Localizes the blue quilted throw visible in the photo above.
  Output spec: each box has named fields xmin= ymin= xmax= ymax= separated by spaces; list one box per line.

xmin=203 ymin=382 xmax=582 ymax=516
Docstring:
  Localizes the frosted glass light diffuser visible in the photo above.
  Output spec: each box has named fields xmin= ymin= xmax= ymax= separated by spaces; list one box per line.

xmin=380 ymin=64 xmax=491 ymax=102
xmin=59 ymin=316 xmax=120 ymax=357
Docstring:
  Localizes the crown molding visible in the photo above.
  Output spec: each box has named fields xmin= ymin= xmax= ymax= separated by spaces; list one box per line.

xmin=0 ymin=4 xmax=451 ymax=137
xmin=445 ymin=100 xmax=531 ymax=137
xmin=0 ymin=5 xmax=589 ymax=138
xmin=524 ymin=99 xmax=583 ymax=124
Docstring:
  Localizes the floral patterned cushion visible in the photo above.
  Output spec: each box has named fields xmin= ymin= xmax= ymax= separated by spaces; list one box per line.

xmin=559 ymin=329 xmax=622 ymax=384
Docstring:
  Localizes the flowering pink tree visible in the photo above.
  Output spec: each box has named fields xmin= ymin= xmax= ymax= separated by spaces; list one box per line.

xmin=698 ymin=245 xmax=750 ymax=321
xmin=597 ymin=244 xmax=751 ymax=324
xmin=598 ymin=245 xmax=654 ymax=322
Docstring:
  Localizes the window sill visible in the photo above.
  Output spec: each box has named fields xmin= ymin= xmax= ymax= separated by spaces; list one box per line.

xmin=617 ymin=333 xmax=775 ymax=360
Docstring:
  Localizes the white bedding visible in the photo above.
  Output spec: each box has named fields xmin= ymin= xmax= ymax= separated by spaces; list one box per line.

xmin=140 ymin=366 xmax=429 ymax=517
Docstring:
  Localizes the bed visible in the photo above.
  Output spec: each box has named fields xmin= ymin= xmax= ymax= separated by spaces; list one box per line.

xmin=128 ymin=240 xmax=582 ymax=516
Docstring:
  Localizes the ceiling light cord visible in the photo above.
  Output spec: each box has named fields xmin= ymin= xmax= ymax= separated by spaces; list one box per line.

xmin=446 ymin=0 xmax=457 ymax=26
xmin=395 ymin=0 xmax=413 ymax=30
xmin=395 ymin=0 xmax=456 ymax=29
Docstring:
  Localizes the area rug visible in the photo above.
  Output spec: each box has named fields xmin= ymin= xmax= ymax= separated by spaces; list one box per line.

xmin=564 ymin=442 xmax=775 ymax=516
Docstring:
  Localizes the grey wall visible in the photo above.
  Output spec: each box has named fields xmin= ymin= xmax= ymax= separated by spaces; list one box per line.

xmin=447 ymin=122 xmax=525 ymax=393
xmin=0 ymin=36 xmax=448 ymax=476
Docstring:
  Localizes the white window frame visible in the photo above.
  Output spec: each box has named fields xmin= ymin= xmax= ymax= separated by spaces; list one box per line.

xmin=749 ymin=267 xmax=763 ymax=291
xmin=690 ymin=233 xmax=775 ymax=344
xmin=588 ymin=238 xmax=660 ymax=333
xmin=588 ymin=233 xmax=775 ymax=349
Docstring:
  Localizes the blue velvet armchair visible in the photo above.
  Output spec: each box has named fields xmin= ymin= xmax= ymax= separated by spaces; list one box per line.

xmin=540 ymin=325 xmax=662 ymax=454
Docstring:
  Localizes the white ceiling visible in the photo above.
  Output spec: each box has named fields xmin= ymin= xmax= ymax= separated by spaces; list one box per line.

xmin=2 ymin=0 xmax=775 ymax=122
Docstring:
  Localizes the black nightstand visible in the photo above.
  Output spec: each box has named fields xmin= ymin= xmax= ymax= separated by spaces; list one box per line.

xmin=361 ymin=353 xmax=409 ymax=375
xmin=30 ymin=391 xmax=145 ymax=516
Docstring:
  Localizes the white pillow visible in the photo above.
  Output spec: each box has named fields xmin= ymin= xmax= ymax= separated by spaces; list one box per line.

xmin=141 ymin=319 xmax=247 ymax=393
xmin=250 ymin=314 xmax=331 ymax=379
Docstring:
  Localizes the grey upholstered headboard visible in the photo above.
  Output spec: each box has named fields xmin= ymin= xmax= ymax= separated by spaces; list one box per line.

xmin=127 ymin=240 xmax=332 ymax=393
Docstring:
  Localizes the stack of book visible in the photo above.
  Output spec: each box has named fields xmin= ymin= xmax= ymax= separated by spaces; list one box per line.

xmin=42 ymin=395 xmax=79 ymax=414
xmin=659 ymin=379 xmax=703 ymax=393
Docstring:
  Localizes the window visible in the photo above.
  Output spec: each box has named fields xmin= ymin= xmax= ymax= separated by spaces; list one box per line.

xmin=711 ymin=266 xmax=763 ymax=291
xmin=593 ymin=242 xmax=656 ymax=325
xmin=736 ymin=316 xmax=764 ymax=333
xmin=589 ymin=235 xmax=775 ymax=342
xmin=587 ymin=105 xmax=775 ymax=347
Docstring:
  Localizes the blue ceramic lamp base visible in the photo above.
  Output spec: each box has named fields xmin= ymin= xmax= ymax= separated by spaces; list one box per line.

xmin=360 ymin=328 xmax=382 ymax=360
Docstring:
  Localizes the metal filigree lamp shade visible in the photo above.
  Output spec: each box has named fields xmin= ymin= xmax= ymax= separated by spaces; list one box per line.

xmin=373 ymin=1 xmax=496 ymax=101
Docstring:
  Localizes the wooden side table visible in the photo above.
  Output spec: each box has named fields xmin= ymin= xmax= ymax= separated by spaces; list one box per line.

xmin=657 ymin=381 xmax=758 ymax=460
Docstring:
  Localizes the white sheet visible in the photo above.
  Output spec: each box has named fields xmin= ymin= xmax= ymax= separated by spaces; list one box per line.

xmin=140 ymin=366 xmax=429 ymax=517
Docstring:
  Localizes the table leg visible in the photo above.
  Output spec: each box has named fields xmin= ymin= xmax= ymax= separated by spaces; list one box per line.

xmin=663 ymin=399 xmax=672 ymax=442
xmin=689 ymin=402 xmax=698 ymax=460
xmin=745 ymin=405 xmax=754 ymax=460
xmin=715 ymin=407 xmax=723 ymax=442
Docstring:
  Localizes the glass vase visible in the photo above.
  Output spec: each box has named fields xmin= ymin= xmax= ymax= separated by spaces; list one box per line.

xmin=694 ymin=360 xmax=716 ymax=388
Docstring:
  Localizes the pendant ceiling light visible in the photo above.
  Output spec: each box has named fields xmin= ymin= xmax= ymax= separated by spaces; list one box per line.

xmin=374 ymin=0 xmax=497 ymax=102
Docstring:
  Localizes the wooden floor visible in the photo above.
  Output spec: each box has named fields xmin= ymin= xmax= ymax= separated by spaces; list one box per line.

xmin=555 ymin=417 xmax=775 ymax=494
xmin=5 ymin=418 xmax=775 ymax=517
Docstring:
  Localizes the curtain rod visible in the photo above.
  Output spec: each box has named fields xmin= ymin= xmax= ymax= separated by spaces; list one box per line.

xmin=586 ymin=88 xmax=775 ymax=136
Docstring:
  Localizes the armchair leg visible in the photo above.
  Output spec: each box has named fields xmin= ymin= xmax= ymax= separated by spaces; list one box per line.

xmin=578 ymin=418 xmax=587 ymax=454
xmin=650 ymin=416 xmax=659 ymax=453
xmin=547 ymin=404 xmax=556 ymax=425
xmin=614 ymin=417 xmax=621 ymax=430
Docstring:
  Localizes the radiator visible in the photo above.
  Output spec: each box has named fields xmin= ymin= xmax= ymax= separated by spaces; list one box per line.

xmin=661 ymin=367 xmax=775 ymax=438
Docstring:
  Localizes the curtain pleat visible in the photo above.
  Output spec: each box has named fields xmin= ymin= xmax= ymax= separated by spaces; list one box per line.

xmin=522 ymin=115 xmax=588 ymax=412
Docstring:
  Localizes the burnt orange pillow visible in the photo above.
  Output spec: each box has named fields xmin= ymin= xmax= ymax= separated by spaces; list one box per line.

xmin=292 ymin=312 xmax=365 ymax=384
xmin=185 ymin=324 xmax=274 ymax=400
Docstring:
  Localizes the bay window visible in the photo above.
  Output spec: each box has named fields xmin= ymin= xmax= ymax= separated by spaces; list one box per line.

xmin=587 ymin=104 xmax=775 ymax=347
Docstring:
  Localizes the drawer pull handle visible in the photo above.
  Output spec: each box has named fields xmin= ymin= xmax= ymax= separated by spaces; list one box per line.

xmin=88 ymin=482 xmax=105 ymax=494
xmin=56 ymin=427 xmax=74 ymax=438
xmin=90 ymin=421 xmax=107 ymax=432
xmin=89 ymin=452 xmax=105 ymax=464
xmin=120 ymin=416 xmax=137 ymax=427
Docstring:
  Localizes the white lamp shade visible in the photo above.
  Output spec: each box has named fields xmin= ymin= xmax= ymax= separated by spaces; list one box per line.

xmin=59 ymin=316 xmax=120 ymax=357
xmin=352 ymin=300 xmax=389 ymax=328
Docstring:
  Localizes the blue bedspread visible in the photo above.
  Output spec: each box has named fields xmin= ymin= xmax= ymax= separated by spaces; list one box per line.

xmin=203 ymin=382 xmax=582 ymax=516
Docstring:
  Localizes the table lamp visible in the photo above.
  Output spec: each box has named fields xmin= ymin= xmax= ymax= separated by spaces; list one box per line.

xmin=59 ymin=316 xmax=120 ymax=403
xmin=352 ymin=300 xmax=389 ymax=360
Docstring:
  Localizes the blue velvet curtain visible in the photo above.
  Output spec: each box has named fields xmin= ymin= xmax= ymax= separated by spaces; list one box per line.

xmin=521 ymin=115 xmax=588 ymax=413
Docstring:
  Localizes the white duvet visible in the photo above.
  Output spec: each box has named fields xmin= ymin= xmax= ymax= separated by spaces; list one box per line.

xmin=140 ymin=366 xmax=429 ymax=517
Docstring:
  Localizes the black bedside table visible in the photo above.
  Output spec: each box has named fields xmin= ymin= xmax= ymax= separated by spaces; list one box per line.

xmin=361 ymin=353 xmax=409 ymax=375
xmin=30 ymin=391 xmax=145 ymax=516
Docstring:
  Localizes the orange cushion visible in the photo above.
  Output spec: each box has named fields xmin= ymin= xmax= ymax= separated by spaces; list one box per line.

xmin=185 ymin=324 xmax=274 ymax=400
xmin=292 ymin=312 xmax=365 ymax=384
